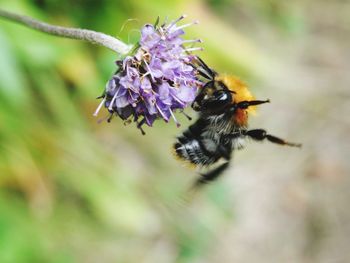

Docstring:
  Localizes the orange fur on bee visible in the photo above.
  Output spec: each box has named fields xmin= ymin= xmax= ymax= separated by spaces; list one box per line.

xmin=233 ymin=109 xmax=248 ymax=126
xmin=215 ymin=74 xmax=256 ymax=126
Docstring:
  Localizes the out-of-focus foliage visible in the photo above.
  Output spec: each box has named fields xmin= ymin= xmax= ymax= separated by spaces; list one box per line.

xmin=0 ymin=0 xmax=349 ymax=262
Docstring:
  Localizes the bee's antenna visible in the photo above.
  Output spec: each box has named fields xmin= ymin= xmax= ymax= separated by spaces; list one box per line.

xmin=195 ymin=56 xmax=216 ymax=79
xmin=197 ymin=68 xmax=212 ymax=80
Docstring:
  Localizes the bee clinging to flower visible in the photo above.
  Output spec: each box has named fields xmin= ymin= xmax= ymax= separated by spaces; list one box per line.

xmin=93 ymin=15 xmax=301 ymax=188
xmin=174 ymin=57 xmax=301 ymax=188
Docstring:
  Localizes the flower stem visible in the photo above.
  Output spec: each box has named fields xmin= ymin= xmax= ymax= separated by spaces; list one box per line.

xmin=0 ymin=9 xmax=132 ymax=54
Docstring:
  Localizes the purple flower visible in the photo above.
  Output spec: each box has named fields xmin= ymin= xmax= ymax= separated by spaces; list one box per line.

xmin=94 ymin=15 xmax=204 ymax=134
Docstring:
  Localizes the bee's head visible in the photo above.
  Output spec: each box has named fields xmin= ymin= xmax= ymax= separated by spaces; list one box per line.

xmin=192 ymin=57 xmax=256 ymax=116
xmin=191 ymin=80 xmax=234 ymax=114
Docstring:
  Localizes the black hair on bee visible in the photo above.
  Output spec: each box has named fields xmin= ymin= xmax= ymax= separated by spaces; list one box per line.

xmin=174 ymin=57 xmax=301 ymax=189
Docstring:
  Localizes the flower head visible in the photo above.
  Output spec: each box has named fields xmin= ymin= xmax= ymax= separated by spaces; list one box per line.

xmin=94 ymin=16 xmax=203 ymax=134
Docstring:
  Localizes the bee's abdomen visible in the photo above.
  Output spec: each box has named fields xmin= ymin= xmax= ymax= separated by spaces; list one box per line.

xmin=174 ymin=140 xmax=216 ymax=166
xmin=174 ymin=128 xmax=219 ymax=166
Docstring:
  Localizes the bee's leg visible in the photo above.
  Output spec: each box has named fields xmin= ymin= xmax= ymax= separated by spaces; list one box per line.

xmin=192 ymin=162 xmax=230 ymax=189
xmin=217 ymin=144 xmax=232 ymax=160
xmin=245 ymin=129 xmax=301 ymax=147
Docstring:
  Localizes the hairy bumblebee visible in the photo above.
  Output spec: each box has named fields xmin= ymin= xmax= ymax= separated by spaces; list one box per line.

xmin=174 ymin=57 xmax=301 ymax=188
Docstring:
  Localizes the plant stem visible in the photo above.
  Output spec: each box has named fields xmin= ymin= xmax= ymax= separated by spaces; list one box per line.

xmin=0 ymin=9 xmax=132 ymax=54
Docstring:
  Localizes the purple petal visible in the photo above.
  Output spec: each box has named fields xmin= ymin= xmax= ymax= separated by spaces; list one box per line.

xmin=167 ymin=28 xmax=185 ymax=39
xmin=115 ymin=95 xmax=130 ymax=108
xmin=176 ymin=86 xmax=197 ymax=103
xmin=144 ymin=113 xmax=157 ymax=126
xmin=140 ymin=24 xmax=161 ymax=49
xmin=158 ymin=82 xmax=170 ymax=100
xmin=140 ymin=77 xmax=152 ymax=91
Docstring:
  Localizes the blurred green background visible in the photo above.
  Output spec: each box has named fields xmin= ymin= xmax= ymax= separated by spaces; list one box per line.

xmin=0 ymin=0 xmax=349 ymax=262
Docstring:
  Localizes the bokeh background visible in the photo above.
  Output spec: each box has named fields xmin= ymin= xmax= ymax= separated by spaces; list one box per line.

xmin=0 ymin=0 xmax=349 ymax=262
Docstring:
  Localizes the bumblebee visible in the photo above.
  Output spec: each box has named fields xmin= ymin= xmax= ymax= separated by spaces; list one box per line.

xmin=174 ymin=57 xmax=301 ymax=188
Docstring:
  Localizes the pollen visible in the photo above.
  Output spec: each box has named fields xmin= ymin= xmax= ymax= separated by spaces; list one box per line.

xmin=171 ymin=145 xmax=197 ymax=170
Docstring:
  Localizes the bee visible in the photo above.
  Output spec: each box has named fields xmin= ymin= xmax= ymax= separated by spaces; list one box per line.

xmin=173 ymin=57 xmax=301 ymax=188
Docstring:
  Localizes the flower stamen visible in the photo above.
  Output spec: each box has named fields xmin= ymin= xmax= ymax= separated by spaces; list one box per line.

xmin=175 ymin=20 xmax=199 ymax=31
xmin=182 ymin=39 xmax=202 ymax=44
xmin=183 ymin=47 xmax=203 ymax=53
xmin=166 ymin=14 xmax=187 ymax=30
xmin=155 ymin=104 xmax=168 ymax=121
xmin=108 ymin=92 xmax=118 ymax=110
xmin=93 ymin=97 xmax=106 ymax=116
xmin=143 ymin=59 xmax=155 ymax=82
xmin=170 ymin=108 xmax=180 ymax=127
